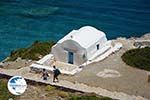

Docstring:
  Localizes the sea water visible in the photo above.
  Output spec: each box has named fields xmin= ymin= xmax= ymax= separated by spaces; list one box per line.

xmin=0 ymin=0 xmax=150 ymax=61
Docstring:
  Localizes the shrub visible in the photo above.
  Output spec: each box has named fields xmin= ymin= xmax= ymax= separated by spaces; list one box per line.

xmin=57 ymin=91 xmax=69 ymax=98
xmin=122 ymin=47 xmax=150 ymax=71
xmin=7 ymin=40 xmax=56 ymax=61
xmin=45 ymin=85 xmax=56 ymax=91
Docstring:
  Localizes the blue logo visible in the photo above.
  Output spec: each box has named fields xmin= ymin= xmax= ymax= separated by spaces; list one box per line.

xmin=7 ymin=76 xmax=27 ymax=95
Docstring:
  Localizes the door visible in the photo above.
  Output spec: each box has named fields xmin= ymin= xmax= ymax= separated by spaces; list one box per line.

xmin=68 ymin=52 xmax=74 ymax=64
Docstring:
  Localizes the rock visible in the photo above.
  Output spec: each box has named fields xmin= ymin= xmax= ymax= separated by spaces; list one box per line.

xmin=16 ymin=57 xmax=22 ymax=61
xmin=0 ymin=62 xmax=4 ymax=67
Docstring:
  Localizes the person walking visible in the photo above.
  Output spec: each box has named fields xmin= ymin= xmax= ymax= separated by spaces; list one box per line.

xmin=42 ymin=68 xmax=49 ymax=80
xmin=53 ymin=66 xmax=61 ymax=82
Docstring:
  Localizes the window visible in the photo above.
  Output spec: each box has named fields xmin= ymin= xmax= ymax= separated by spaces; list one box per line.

xmin=82 ymin=54 xmax=86 ymax=60
xmin=96 ymin=44 xmax=99 ymax=50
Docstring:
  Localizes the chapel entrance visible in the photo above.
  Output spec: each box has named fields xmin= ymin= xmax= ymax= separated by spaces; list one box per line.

xmin=68 ymin=51 xmax=74 ymax=64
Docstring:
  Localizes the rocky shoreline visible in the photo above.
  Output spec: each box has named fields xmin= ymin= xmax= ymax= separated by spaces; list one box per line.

xmin=0 ymin=33 xmax=150 ymax=69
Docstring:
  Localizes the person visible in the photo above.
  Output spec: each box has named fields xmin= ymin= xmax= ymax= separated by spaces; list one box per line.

xmin=53 ymin=66 xmax=61 ymax=82
xmin=42 ymin=69 xmax=49 ymax=80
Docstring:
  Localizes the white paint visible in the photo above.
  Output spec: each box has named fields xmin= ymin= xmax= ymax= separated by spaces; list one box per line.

xmin=30 ymin=63 xmax=82 ymax=75
xmin=36 ymin=54 xmax=54 ymax=65
xmin=96 ymin=69 xmax=121 ymax=78
xmin=58 ymin=26 xmax=107 ymax=48
xmin=51 ymin=26 xmax=113 ymax=65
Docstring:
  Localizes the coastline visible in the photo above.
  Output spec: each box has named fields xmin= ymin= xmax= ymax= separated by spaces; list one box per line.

xmin=0 ymin=33 xmax=149 ymax=63
xmin=1 ymin=33 xmax=150 ymax=63
xmin=1 ymin=0 xmax=150 ymax=63
xmin=0 ymin=33 xmax=150 ymax=68
xmin=0 ymin=33 xmax=150 ymax=100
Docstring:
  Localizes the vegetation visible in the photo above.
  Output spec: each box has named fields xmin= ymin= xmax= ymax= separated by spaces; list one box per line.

xmin=69 ymin=94 xmax=112 ymax=100
xmin=0 ymin=79 xmax=18 ymax=100
xmin=45 ymin=85 xmax=56 ymax=91
xmin=44 ymin=86 xmax=112 ymax=100
xmin=0 ymin=78 xmax=113 ymax=100
xmin=7 ymin=40 xmax=56 ymax=61
xmin=122 ymin=47 xmax=150 ymax=71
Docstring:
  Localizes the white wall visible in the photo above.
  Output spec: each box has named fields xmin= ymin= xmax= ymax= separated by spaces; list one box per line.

xmin=86 ymin=35 xmax=107 ymax=59
xmin=51 ymin=40 xmax=86 ymax=65
xmin=52 ymin=35 xmax=109 ymax=65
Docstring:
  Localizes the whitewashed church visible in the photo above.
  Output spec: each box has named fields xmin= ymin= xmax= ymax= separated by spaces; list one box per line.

xmin=30 ymin=26 xmax=122 ymax=75
xmin=51 ymin=26 xmax=112 ymax=65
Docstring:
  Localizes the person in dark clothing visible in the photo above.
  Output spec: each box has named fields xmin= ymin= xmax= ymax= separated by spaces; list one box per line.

xmin=53 ymin=66 xmax=61 ymax=82
xmin=42 ymin=68 xmax=49 ymax=80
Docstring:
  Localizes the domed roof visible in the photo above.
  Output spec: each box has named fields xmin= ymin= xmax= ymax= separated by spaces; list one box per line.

xmin=58 ymin=26 xmax=107 ymax=48
xmin=79 ymin=26 xmax=105 ymax=35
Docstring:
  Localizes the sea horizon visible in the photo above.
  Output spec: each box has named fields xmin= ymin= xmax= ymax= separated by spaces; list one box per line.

xmin=0 ymin=0 xmax=150 ymax=61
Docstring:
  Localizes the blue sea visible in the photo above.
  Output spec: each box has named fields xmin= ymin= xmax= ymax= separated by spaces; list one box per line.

xmin=0 ymin=0 xmax=150 ymax=61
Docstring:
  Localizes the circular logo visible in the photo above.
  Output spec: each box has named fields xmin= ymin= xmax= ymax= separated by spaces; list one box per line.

xmin=7 ymin=76 xmax=27 ymax=95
